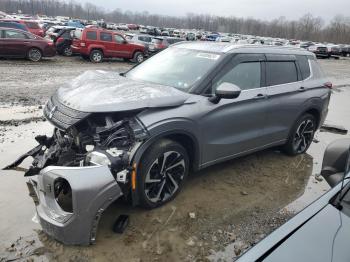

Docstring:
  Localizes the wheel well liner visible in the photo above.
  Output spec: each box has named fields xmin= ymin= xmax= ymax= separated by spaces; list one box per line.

xmin=303 ymin=108 xmax=321 ymax=127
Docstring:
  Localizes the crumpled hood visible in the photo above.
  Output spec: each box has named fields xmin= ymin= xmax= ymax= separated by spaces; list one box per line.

xmin=55 ymin=70 xmax=191 ymax=112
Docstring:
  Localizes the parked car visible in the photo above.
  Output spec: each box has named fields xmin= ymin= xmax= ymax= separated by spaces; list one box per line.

xmin=300 ymin=41 xmax=314 ymax=49
xmin=186 ymin=32 xmax=196 ymax=41
xmin=71 ymin=27 xmax=147 ymax=63
xmin=145 ymin=26 xmax=161 ymax=36
xmin=116 ymin=23 xmax=129 ymax=31
xmin=0 ymin=27 xmax=56 ymax=61
xmin=0 ymin=21 xmax=28 ymax=32
xmin=0 ymin=19 xmax=44 ymax=36
xmin=237 ymin=138 xmax=350 ymax=262
xmin=308 ymin=44 xmax=329 ymax=58
xmin=327 ymin=44 xmax=341 ymax=59
xmin=128 ymin=34 xmax=153 ymax=49
xmin=52 ymin=27 xmax=76 ymax=56
xmin=339 ymin=44 xmax=350 ymax=57
xmin=161 ymin=30 xmax=170 ymax=36
xmin=148 ymin=36 xmax=185 ymax=54
xmin=127 ymin=24 xmax=139 ymax=30
xmin=5 ymin=43 xmax=331 ymax=245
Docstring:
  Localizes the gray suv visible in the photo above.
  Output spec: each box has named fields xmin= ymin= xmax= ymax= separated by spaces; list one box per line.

xmin=6 ymin=43 xmax=331 ymax=245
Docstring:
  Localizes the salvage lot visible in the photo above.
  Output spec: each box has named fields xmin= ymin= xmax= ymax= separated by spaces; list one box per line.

xmin=0 ymin=56 xmax=350 ymax=261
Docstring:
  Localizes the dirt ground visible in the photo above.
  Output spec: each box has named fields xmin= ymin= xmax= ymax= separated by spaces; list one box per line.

xmin=0 ymin=56 xmax=350 ymax=262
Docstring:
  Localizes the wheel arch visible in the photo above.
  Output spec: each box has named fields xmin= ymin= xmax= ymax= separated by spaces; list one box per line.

xmin=130 ymin=129 xmax=200 ymax=206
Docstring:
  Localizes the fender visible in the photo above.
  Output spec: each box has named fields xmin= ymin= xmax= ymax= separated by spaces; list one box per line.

xmin=88 ymin=44 xmax=106 ymax=54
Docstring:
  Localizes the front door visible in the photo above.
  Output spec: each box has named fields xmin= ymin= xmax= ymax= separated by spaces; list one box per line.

xmin=114 ymin=34 xmax=132 ymax=58
xmin=200 ymin=54 xmax=269 ymax=166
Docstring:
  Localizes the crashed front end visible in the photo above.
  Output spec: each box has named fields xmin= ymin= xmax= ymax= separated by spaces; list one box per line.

xmin=6 ymin=95 xmax=149 ymax=245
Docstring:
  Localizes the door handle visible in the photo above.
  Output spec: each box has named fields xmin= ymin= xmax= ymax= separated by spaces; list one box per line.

xmin=23 ymin=41 xmax=30 ymax=44
xmin=253 ymin=93 xmax=267 ymax=99
xmin=298 ymin=87 xmax=306 ymax=92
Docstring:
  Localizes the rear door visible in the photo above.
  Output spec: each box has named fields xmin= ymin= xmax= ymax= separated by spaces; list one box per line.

xmin=264 ymin=54 xmax=306 ymax=143
xmin=99 ymin=31 xmax=114 ymax=57
xmin=200 ymin=54 xmax=269 ymax=166
xmin=1 ymin=29 xmax=30 ymax=57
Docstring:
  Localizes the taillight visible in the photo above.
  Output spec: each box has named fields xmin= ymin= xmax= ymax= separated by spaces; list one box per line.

xmin=324 ymin=82 xmax=333 ymax=89
xmin=47 ymin=41 xmax=54 ymax=46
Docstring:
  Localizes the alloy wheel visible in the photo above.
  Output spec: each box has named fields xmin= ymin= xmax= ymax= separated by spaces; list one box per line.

xmin=63 ymin=47 xmax=73 ymax=56
xmin=28 ymin=48 xmax=41 ymax=62
xmin=137 ymin=54 xmax=144 ymax=63
xmin=292 ymin=119 xmax=315 ymax=153
xmin=144 ymin=151 xmax=186 ymax=203
xmin=92 ymin=52 xmax=102 ymax=62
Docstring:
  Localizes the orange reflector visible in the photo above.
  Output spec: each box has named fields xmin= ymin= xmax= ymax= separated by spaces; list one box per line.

xmin=131 ymin=163 xmax=137 ymax=191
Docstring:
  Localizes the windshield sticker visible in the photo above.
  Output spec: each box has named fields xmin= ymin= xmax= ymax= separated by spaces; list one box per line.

xmin=196 ymin=53 xmax=220 ymax=60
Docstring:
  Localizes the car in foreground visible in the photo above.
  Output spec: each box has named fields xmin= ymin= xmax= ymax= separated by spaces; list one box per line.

xmin=0 ymin=19 xmax=44 ymax=37
xmin=237 ymin=138 xmax=350 ymax=262
xmin=0 ymin=27 xmax=56 ymax=61
xmin=5 ymin=43 xmax=331 ymax=245
xmin=71 ymin=27 xmax=147 ymax=63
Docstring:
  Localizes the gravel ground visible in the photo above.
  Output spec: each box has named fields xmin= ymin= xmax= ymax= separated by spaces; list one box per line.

xmin=0 ymin=55 xmax=349 ymax=262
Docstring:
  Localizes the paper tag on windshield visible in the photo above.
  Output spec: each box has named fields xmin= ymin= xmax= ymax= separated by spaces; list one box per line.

xmin=196 ymin=53 xmax=220 ymax=60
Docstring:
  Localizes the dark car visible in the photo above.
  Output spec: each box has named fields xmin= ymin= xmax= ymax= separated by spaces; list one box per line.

xmin=148 ymin=36 xmax=185 ymax=54
xmin=0 ymin=21 xmax=28 ymax=32
xmin=5 ymin=43 xmax=331 ymax=245
xmin=339 ymin=44 xmax=350 ymax=57
xmin=308 ymin=44 xmax=329 ymax=58
xmin=71 ymin=27 xmax=147 ymax=63
xmin=0 ymin=27 xmax=56 ymax=61
xmin=51 ymin=27 xmax=76 ymax=56
xmin=145 ymin=26 xmax=161 ymax=36
xmin=237 ymin=138 xmax=350 ymax=262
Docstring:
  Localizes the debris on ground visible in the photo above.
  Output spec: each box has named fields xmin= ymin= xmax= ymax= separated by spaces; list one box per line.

xmin=320 ymin=123 xmax=348 ymax=135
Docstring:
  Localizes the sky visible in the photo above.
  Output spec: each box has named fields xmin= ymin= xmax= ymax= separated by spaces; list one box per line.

xmin=78 ymin=0 xmax=349 ymax=22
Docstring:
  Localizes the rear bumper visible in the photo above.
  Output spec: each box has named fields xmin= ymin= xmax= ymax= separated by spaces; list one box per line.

xmin=27 ymin=165 xmax=123 ymax=245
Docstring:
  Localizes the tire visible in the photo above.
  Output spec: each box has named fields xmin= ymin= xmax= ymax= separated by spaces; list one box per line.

xmin=27 ymin=48 xmax=42 ymax=62
xmin=132 ymin=51 xmax=144 ymax=63
xmin=283 ymin=113 xmax=316 ymax=156
xmin=89 ymin=50 xmax=103 ymax=63
xmin=62 ymin=46 xmax=73 ymax=56
xmin=137 ymin=139 xmax=189 ymax=209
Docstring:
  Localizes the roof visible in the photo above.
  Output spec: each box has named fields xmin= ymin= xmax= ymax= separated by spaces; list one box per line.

xmin=173 ymin=41 xmax=313 ymax=56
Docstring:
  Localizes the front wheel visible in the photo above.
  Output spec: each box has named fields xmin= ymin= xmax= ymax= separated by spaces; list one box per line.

xmin=62 ymin=46 xmax=73 ymax=56
xmin=132 ymin=51 xmax=144 ymax=63
xmin=27 ymin=48 xmax=42 ymax=62
xmin=283 ymin=114 xmax=316 ymax=156
xmin=137 ymin=139 xmax=189 ymax=208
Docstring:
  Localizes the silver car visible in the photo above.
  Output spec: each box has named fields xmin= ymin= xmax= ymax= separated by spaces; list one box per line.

xmin=5 ymin=43 xmax=331 ymax=245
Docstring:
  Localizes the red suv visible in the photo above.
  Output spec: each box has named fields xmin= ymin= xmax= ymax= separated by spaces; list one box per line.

xmin=71 ymin=28 xmax=147 ymax=63
xmin=0 ymin=19 xmax=44 ymax=37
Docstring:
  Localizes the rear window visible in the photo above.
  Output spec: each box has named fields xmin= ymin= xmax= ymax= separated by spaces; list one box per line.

xmin=266 ymin=61 xmax=298 ymax=86
xmin=297 ymin=55 xmax=311 ymax=80
xmin=152 ymin=38 xmax=163 ymax=44
xmin=100 ymin=32 xmax=112 ymax=42
xmin=24 ymin=22 xmax=40 ymax=29
xmin=86 ymin=31 xmax=97 ymax=40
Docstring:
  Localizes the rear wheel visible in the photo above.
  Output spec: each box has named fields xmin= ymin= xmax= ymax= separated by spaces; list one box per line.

xmin=27 ymin=48 xmax=42 ymax=62
xmin=62 ymin=46 xmax=73 ymax=56
xmin=283 ymin=113 xmax=316 ymax=156
xmin=89 ymin=50 xmax=103 ymax=63
xmin=132 ymin=51 xmax=144 ymax=63
xmin=137 ymin=139 xmax=189 ymax=208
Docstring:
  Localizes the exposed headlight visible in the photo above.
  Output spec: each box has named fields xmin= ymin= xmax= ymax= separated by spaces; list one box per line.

xmin=86 ymin=151 xmax=111 ymax=166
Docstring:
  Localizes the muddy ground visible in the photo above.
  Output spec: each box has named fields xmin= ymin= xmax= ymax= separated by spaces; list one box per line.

xmin=0 ymin=56 xmax=350 ymax=262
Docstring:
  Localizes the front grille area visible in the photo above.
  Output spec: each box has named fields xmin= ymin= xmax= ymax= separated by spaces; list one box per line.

xmin=44 ymin=95 xmax=90 ymax=130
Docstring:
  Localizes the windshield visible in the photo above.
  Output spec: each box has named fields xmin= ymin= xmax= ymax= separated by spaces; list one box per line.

xmin=126 ymin=47 xmax=221 ymax=91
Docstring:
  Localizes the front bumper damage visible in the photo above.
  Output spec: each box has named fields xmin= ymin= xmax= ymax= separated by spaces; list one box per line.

xmin=27 ymin=165 xmax=122 ymax=245
xmin=3 ymin=97 xmax=149 ymax=245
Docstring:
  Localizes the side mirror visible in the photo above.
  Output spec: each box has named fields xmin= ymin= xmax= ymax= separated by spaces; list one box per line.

xmin=123 ymin=40 xmax=127 ymax=44
xmin=321 ymin=139 xmax=350 ymax=187
xmin=209 ymin=82 xmax=241 ymax=104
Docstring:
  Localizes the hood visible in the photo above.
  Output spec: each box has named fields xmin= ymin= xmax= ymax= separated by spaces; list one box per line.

xmin=55 ymin=70 xmax=191 ymax=112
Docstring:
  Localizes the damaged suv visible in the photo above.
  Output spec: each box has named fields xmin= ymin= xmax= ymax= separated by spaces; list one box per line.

xmin=5 ymin=43 xmax=331 ymax=245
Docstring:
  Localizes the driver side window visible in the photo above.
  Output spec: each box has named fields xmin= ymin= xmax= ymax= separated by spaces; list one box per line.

xmin=212 ymin=62 xmax=261 ymax=93
xmin=114 ymin=34 xmax=125 ymax=44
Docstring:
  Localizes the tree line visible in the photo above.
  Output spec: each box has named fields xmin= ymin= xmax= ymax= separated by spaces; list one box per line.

xmin=1 ymin=0 xmax=350 ymax=44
